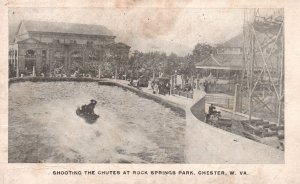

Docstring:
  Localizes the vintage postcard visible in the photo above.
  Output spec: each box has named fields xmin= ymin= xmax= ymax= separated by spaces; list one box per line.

xmin=1 ymin=0 xmax=300 ymax=183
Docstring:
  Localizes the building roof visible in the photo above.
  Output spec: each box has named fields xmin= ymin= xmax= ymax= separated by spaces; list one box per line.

xmin=197 ymin=29 xmax=281 ymax=71
xmin=108 ymin=42 xmax=131 ymax=49
xmin=217 ymin=33 xmax=244 ymax=48
xmin=19 ymin=20 xmax=114 ymax=37
xmin=196 ymin=53 xmax=279 ymax=71
xmin=196 ymin=54 xmax=244 ymax=70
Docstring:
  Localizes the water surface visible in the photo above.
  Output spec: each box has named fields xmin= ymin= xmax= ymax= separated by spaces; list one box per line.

xmin=9 ymin=82 xmax=186 ymax=163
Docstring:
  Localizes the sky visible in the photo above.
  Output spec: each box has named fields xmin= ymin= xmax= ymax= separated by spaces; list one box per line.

xmin=8 ymin=7 xmax=244 ymax=56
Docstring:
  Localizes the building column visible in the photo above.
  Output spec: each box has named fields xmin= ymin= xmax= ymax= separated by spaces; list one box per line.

xmin=18 ymin=48 xmax=25 ymax=76
xmin=12 ymin=50 xmax=15 ymax=67
xmin=65 ymin=46 xmax=70 ymax=74
xmin=182 ymin=75 xmax=185 ymax=89
xmin=49 ymin=49 xmax=55 ymax=75
xmin=36 ymin=49 xmax=42 ymax=75
xmin=32 ymin=66 xmax=36 ymax=77
xmin=16 ymin=58 xmax=19 ymax=78
xmin=115 ymin=65 xmax=118 ymax=80
xmin=191 ymin=76 xmax=194 ymax=90
xmin=64 ymin=47 xmax=69 ymax=73
xmin=170 ymin=75 xmax=174 ymax=95
xmin=98 ymin=66 xmax=101 ymax=78
xmin=15 ymin=50 xmax=18 ymax=77
xmin=174 ymin=72 xmax=177 ymax=87
xmin=195 ymin=74 xmax=199 ymax=90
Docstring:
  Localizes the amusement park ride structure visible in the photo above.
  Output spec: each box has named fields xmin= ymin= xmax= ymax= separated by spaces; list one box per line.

xmin=240 ymin=9 xmax=284 ymax=126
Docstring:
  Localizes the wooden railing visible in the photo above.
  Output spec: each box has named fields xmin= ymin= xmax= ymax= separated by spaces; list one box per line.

xmin=205 ymin=94 xmax=234 ymax=109
xmin=171 ymin=89 xmax=193 ymax=99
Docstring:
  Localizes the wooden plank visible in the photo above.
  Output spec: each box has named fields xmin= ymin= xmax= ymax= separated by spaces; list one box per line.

xmin=261 ymin=123 xmax=276 ymax=129
xmin=216 ymin=119 xmax=233 ymax=127
xmin=242 ymin=131 xmax=262 ymax=142
xmin=263 ymin=131 xmax=278 ymax=137
xmin=270 ymin=125 xmax=284 ymax=131
xmin=241 ymin=121 xmax=264 ymax=134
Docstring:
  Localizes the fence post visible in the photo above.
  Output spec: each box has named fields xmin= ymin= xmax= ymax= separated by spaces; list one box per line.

xmin=227 ymin=98 xmax=230 ymax=109
xmin=170 ymin=75 xmax=173 ymax=95
xmin=16 ymin=58 xmax=19 ymax=78
xmin=98 ymin=66 xmax=101 ymax=79
xmin=196 ymin=74 xmax=199 ymax=89
xmin=181 ymin=75 xmax=185 ymax=90
xmin=191 ymin=76 xmax=194 ymax=89
xmin=233 ymin=84 xmax=241 ymax=112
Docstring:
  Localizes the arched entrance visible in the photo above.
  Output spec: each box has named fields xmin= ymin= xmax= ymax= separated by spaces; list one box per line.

xmin=53 ymin=51 xmax=65 ymax=68
xmin=25 ymin=50 xmax=36 ymax=72
xmin=86 ymin=49 xmax=100 ymax=76
xmin=70 ymin=51 xmax=83 ymax=74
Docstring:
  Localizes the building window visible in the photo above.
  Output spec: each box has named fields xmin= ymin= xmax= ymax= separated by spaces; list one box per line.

xmin=53 ymin=39 xmax=60 ymax=44
xmin=87 ymin=50 xmax=99 ymax=62
xmin=217 ymin=48 xmax=224 ymax=54
xmin=42 ymin=50 xmax=47 ymax=59
xmin=233 ymin=48 xmax=241 ymax=53
xmin=70 ymin=40 xmax=77 ymax=44
xmin=42 ymin=50 xmax=47 ymax=64
xmin=71 ymin=51 xmax=83 ymax=61
xmin=8 ymin=50 xmax=12 ymax=65
xmin=70 ymin=51 xmax=83 ymax=73
xmin=26 ymin=50 xmax=36 ymax=57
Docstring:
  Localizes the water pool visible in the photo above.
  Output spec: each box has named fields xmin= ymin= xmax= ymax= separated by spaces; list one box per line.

xmin=9 ymin=81 xmax=186 ymax=163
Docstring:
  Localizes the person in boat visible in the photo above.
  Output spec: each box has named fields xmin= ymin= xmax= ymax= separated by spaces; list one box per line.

xmin=81 ymin=99 xmax=97 ymax=115
xmin=209 ymin=104 xmax=221 ymax=117
xmin=205 ymin=104 xmax=218 ymax=122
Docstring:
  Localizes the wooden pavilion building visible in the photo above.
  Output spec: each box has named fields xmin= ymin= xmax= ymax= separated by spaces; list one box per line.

xmin=9 ymin=20 xmax=130 ymax=77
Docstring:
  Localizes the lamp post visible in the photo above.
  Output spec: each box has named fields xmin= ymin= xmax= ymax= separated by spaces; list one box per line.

xmin=175 ymin=70 xmax=177 ymax=87
xmin=98 ymin=64 xmax=101 ymax=79
xmin=114 ymin=55 xmax=119 ymax=81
